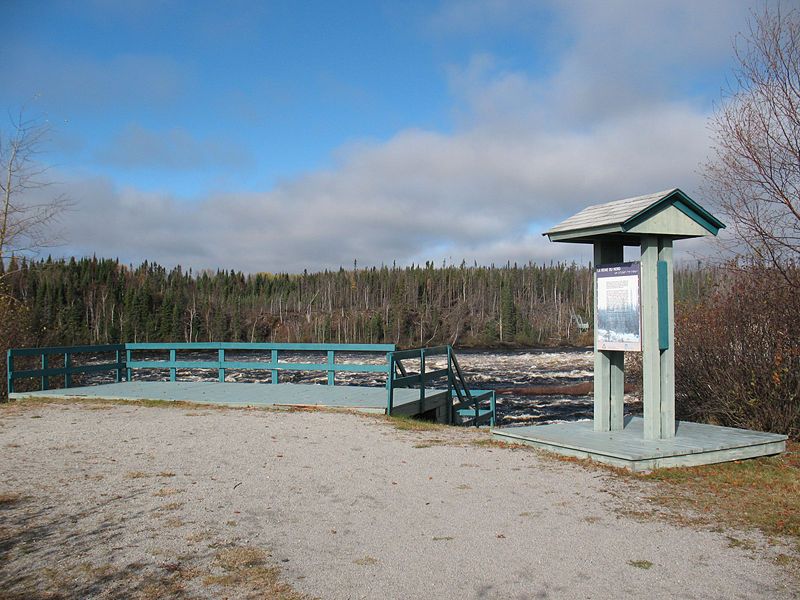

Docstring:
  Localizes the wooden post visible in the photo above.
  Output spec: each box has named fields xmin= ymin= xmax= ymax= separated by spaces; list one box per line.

xmin=327 ymin=350 xmax=335 ymax=386
xmin=658 ymin=238 xmax=675 ymax=438
xmin=593 ymin=241 xmax=624 ymax=432
xmin=640 ymin=235 xmax=661 ymax=440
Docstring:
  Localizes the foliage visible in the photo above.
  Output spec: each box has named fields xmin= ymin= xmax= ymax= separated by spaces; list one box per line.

xmin=0 ymin=284 xmax=33 ymax=400
xmin=675 ymin=267 xmax=800 ymax=440
xmin=0 ymin=255 xmax=716 ymax=353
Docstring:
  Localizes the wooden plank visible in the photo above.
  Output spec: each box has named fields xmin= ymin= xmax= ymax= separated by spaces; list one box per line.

xmin=9 ymin=344 xmax=125 ymax=357
xmin=390 ymin=391 xmax=449 ymax=417
xmin=640 ymin=235 xmax=661 ymax=439
xmin=609 ymin=351 xmax=624 ymax=430
xmin=659 ymin=239 xmax=675 ymax=438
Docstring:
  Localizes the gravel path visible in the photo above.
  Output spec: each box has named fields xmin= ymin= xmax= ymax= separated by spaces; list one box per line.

xmin=0 ymin=402 xmax=796 ymax=599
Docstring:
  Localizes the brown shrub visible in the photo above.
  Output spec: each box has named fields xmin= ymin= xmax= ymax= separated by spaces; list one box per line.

xmin=675 ymin=267 xmax=799 ymax=440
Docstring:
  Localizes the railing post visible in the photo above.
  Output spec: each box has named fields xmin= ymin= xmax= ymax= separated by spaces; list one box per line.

xmin=41 ymin=354 xmax=49 ymax=391
xmin=386 ymin=352 xmax=394 ymax=415
xmin=126 ymin=348 xmax=132 ymax=382
xmin=490 ymin=391 xmax=496 ymax=427
xmin=64 ymin=352 xmax=72 ymax=388
xmin=271 ymin=349 xmax=279 ymax=384
xmin=169 ymin=349 xmax=176 ymax=382
xmin=116 ymin=349 xmax=123 ymax=383
xmin=218 ymin=348 xmax=225 ymax=382
xmin=419 ymin=348 xmax=426 ymax=402
xmin=446 ymin=346 xmax=453 ymax=424
xmin=7 ymin=349 xmax=13 ymax=396
xmin=327 ymin=350 xmax=335 ymax=386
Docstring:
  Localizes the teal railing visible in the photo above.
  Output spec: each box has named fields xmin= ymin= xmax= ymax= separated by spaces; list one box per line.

xmin=7 ymin=342 xmax=395 ymax=394
xmin=387 ymin=345 xmax=496 ymax=426
xmin=8 ymin=342 xmax=496 ymax=427
xmin=7 ymin=344 xmax=126 ymax=394
xmin=124 ymin=342 xmax=395 ymax=384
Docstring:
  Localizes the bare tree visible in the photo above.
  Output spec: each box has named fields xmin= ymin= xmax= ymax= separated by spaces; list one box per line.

xmin=703 ymin=6 xmax=800 ymax=288
xmin=0 ymin=108 xmax=70 ymax=274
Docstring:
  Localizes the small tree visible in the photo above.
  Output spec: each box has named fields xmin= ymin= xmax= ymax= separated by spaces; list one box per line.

xmin=703 ymin=6 xmax=800 ymax=288
xmin=0 ymin=108 xmax=70 ymax=275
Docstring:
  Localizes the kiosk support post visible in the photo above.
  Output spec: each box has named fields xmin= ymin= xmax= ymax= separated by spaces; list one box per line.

xmin=593 ymin=241 xmax=625 ymax=432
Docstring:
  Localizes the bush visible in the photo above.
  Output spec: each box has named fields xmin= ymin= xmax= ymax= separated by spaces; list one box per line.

xmin=0 ymin=288 xmax=35 ymax=401
xmin=675 ymin=267 xmax=800 ymax=440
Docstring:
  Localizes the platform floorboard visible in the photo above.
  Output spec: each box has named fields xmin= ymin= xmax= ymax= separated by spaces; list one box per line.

xmin=491 ymin=417 xmax=787 ymax=471
xmin=10 ymin=381 xmax=431 ymax=415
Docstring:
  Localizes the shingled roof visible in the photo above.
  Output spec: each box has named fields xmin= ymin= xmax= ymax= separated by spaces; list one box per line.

xmin=543 ymin=188 xmax=725 ymax=244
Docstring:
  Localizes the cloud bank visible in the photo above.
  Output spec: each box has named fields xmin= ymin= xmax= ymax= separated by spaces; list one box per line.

xmin=40 ymin=1 xmax=763 ymax=272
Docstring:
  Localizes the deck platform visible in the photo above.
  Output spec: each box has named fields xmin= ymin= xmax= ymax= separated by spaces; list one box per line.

xmin=491 ymin=417 xmax=787 ymax=471
xmin=10 ymin=381 xmax=439 ymax=416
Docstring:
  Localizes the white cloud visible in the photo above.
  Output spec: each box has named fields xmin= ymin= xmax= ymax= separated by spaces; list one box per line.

xmin=43 ymin=0 xmax=753 ymax=272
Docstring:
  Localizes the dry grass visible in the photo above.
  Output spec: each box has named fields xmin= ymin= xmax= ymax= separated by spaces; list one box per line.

xmin=385 ymin=415 xmax=448 ymax=432
xmin=640 ymin=442 xmax=800 ymax=548
xmin=203 ymin=546 xmax=310 ymax=599
xmin=0 ymin=492 xmax=23 ymax=507
xmin=152 ymin=487 xmax=182 ymax=497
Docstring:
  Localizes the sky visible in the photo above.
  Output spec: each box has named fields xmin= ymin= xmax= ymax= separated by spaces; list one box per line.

xmin=0 ymin=0 xmax=775 ymax=273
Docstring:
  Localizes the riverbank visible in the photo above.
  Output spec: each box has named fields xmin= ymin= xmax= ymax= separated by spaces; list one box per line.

xmin=1 ymin=401 xmax=797 ymax=599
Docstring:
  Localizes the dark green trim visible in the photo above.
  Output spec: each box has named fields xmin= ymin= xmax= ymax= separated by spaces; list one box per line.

xmin=657 ymin=261 xmax=670 ymax=351
xmin=622 ymin=189 xmax=725 ymax=235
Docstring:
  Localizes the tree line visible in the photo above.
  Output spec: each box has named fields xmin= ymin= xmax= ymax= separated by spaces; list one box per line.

xmin=1 ymin=255 xmax=716 ymax=350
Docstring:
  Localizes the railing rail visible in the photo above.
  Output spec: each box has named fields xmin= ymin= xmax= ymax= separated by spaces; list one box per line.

xmin=387 ymin=345 xmax=496 ymax=426
xmin=7 ymin=344 xmax=126 ymax=394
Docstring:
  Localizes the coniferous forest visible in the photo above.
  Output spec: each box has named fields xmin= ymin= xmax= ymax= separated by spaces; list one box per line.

xmin=2 ymin=255 xmax=715 ymax=349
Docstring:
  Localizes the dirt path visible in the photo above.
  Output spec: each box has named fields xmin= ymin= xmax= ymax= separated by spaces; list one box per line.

xmin=0 ymin=402 xmax=796 ymax=599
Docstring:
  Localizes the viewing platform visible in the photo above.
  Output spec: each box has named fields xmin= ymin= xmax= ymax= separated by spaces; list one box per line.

xmin=7 ymin=342 xmax=496 ymax=426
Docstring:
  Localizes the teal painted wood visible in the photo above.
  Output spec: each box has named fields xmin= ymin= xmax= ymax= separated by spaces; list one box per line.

xmin=657 ymin=260 xmax=669 ymax=350
xmin=658 ymin=239 xmax=676 ymax=439
xmin=271 ymin=349 xmax=278 ymax=384
xmin=387 ymin=351 xmax=395 ymax=414
xmin=592 ymin=241 xmax=623 ymax=432
xmin=641 ymin=235 xmax=662 ymax=440
xmin=327 ymin=350 xmax=335 ymax=386
xmin=169 ymin=349 xmax=176 ymax=382
xmin=126 ymin=349 xmax=132 ymax=382
xmin=391 ymin=345 xmax=448 ymax=360
xmin=12 ymin=362 xmax=128 ymax=380
xmin=491 ymin=417 xmax=786 ymax=471
xmin=9 ymin=344 xmax=125 ymax=357
xmin=6 ymin=350 xmax=13 ymax=395
xmin=218 ymin=349 xmax=225 ymax=382
xmin=125 ymin=341 xmax=395 ymax=352
xmin=7 ymin=343 xmax=126 ymax=393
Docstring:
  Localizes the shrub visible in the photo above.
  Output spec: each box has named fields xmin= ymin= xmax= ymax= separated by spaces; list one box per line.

xmin=675 ymin=267 xmax=799 ymax=440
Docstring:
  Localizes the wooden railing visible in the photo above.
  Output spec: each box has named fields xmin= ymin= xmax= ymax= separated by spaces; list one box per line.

xmin=7 ymin=344 xmax=126 ymax=394
xmin=124 ymin=342 xmax=395 ymax=384
xmin=387 ymin=345 xmax=496 ymax=426
xmin=7 ymin=342 xmax=395 ymax=396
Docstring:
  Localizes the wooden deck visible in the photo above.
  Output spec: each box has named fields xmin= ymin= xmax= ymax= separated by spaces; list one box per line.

xmin=491 ymin=417 xmax=787 ymax=472
xmin=10 ymin=381 xmax=444 ymax=417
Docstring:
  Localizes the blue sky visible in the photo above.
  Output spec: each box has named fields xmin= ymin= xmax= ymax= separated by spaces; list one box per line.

xmin=1 ymin=0 xmax=772 ymax=272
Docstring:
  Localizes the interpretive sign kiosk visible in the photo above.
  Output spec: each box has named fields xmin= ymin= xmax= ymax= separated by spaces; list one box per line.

xmin=543 ymin=188 xmax=724 ymax=440
xmin=492 ymin=188 xmax=786 ymax=470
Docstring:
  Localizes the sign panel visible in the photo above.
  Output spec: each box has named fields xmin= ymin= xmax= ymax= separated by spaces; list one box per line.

xmin=595 ymin=262 xmax=641 ymax=352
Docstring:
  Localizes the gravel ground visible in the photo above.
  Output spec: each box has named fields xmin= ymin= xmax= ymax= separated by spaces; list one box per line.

xmin=0 ymin=401 xmax=796 ymax=599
